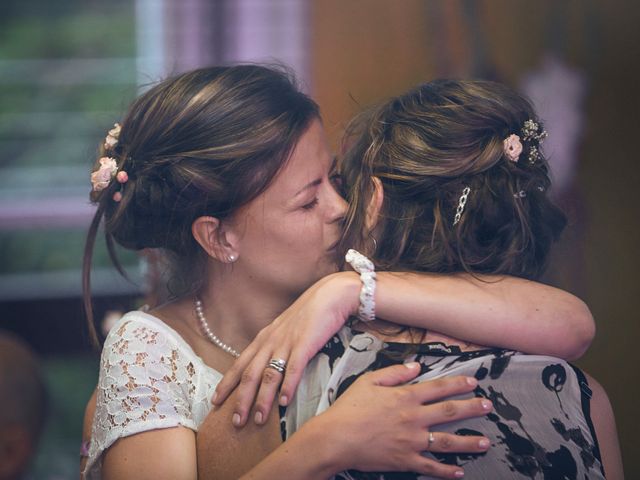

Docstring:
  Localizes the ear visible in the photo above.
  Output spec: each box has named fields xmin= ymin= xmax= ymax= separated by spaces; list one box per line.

xmin=365 ymin=176 xmax=384 ymax=232
xmin=191 ymin=216 xmax=239 ymax=263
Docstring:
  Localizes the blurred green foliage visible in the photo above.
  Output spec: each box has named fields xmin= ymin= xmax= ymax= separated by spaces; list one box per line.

xmin=0 ymin=0 xmax=139 ymax=277
xmin=0 ymin=0 xmax=135 ymax=59
xmin=31 ymin=354 xmax=100 ymax=478
xmin=0 ymin=229 xmax=138 ymax=274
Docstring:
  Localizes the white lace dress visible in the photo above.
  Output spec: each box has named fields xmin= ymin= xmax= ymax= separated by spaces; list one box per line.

xmin=83 ymin=311 xmax=222 ymax=479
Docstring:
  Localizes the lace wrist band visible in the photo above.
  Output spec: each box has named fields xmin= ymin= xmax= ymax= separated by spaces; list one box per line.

xmin=345 ymin=249 xmax=377 ymax=322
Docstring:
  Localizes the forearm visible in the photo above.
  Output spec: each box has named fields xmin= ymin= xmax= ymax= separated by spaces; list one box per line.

xmin=240 ymin=416 xmax=339 ymax=480
xmin=335 ymin=271 xmax=594 ymax=359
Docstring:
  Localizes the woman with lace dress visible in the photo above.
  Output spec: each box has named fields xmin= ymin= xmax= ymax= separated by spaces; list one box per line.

xmin=202 ymin=80 xmax=622 ymax=478
xmin=82 ymin=66 xmax=597 ymax=479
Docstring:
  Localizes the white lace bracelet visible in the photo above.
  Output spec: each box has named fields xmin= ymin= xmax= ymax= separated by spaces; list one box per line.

xmin=345 ymin=249 xmax=376 ymax=322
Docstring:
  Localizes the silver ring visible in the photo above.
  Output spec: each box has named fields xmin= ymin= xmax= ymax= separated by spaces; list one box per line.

xmin=427 ymin=431 xmax=435 ymax=449
xmin=270 ymin=358 xmax=287 ymax=368
xmin=266 ymin=358 xmax=287 ymax=374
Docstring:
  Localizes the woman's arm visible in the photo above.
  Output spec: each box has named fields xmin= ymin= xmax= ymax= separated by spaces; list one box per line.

xmin=102 ymin=428 xmax=197 ymax=479
xmin=198 ymin=365 xmax=492 ymax=480
xmin=583 ymin=373 xmax=624 ymax=479
xmin=372 ymin=271 xmax=594 ymax=359
xmin=213 ymin=271 xmax=594 ymax=426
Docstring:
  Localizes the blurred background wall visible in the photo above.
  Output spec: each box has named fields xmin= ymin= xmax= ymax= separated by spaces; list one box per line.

xmin=0 ymin=0 xmax=637 ymax=477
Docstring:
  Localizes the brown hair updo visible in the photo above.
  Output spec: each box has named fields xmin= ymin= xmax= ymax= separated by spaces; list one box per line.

xmin=340 ymin=79 xmax=566 ymax=280
xmin=83 ymin=65 xmax=319 ymax=344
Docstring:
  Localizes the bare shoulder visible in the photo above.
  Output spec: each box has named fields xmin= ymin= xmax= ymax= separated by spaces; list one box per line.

xmin=102 ymin=426 xmax=197 ymax=479
xmin=197 ymin=390 xmax=282 ymax=479
xmin=583 ymin=372 xmax=625 ymax=480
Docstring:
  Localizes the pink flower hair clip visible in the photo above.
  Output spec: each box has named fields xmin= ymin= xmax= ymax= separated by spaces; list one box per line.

xmin=503 ymin=134 xmax=523 ymax=162
xmin=104 ymin=123 xmax=121 ymax=150
xmin=91 ymin=157 xmax=118 ymax=192
xmin=90 ymin=156 xmax=129 ymax=202
xmin=503 ymin=119 xmax=548 ymax=165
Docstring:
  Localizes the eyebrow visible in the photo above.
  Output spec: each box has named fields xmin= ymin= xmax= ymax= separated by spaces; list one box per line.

xmin=294 ymin=178 xmax=322 ymax=197
xmin=293 ymin=157 xmax=338 ymax=197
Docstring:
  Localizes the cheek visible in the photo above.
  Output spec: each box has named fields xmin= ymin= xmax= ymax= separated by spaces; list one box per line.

xmin=243 ymin=212 xmax=317 ymax=252
xmin=278 ymin=216 xmax=325 ymax=252
xmin=265 ymin=214 xmax=330 ymax=262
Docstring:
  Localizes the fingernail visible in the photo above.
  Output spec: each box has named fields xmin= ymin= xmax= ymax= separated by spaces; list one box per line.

xmin=478 ymin=438 xmax=490 ymax=449
xmin=405 ymin=362 xmax=420 ymax=370
xmin=254 ymin=411 xmax=263 ymax=424
xmin=481 ymin=399 xmax=492 ymax=411
xmin=466 ymin=377 xmax=478 ymax=387
xmin=279 ymin=395 xmax=288 ymax=406
xmin=454 ymin=470 xmax=464 ymax=478
xmin=211 ymin=391 xmax=218 ymax=404
xmin=232 ymin=413 xmax=241 ymax=426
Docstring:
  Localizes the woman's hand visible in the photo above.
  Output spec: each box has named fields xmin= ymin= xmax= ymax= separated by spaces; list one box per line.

xmin=213 ymin=272 xmax=361 ymax=427
xmin=242 ymin=364 xmax=492 ymax=480
xmin=318 ymin=364 xmax=493 ymax=477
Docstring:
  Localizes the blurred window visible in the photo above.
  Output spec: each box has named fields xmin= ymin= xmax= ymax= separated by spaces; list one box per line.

xmin=0 ymin=0 xmax=141 ymax=300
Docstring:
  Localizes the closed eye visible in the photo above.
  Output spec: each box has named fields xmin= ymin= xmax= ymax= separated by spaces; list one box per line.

xmin=302 ymin=198 xmax=319 ymax=210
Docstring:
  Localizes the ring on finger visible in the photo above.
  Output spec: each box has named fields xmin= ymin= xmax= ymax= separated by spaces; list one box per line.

xmin=427 ymin=431 xmax=435 ymax=449
xmin=266 ymin=358 xmax=287 ymax=374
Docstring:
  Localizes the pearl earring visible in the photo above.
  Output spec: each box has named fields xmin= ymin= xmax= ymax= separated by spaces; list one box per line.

xmin=228 ymin=254 xmax=237 ymax=263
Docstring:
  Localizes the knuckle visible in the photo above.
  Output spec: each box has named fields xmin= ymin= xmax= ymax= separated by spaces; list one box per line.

xmin=439 ymin=435 xmax=453 ymax=451
xmin=440 ymin=400 xmax=458 ymax=418
xmin=394 ymin=387 xmax=414 ymax=405
xmin=396 ymin=409 xmax=413 ymax=424
xmin=262 ymin=368 xmax=281 ymax=384
xmin=431 ymin=377 xmax=448 ymax=391
xmin=240 ymin=370 xmax=256 ymax=385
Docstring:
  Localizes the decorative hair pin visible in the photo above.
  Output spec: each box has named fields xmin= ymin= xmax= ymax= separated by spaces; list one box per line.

xmin=91 ymin=123 xmax=128 ymax=201
xmin=502 ymin=119 xmax=547 ymax=165
xmin=453 ymin=186 xmax=471 ymax=226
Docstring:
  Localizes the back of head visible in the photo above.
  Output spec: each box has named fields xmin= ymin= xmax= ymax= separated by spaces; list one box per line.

xmin=83 ymin=65 xmax=319 ymax=344
xmin=0 ymin=332 xmax=48 ymax=479
xmin=341 ymin=79 xmax=566 ymax=279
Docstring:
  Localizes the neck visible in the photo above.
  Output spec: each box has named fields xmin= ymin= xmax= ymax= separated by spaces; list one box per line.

xmin=196 ymin=264 xmax=296 ymax=352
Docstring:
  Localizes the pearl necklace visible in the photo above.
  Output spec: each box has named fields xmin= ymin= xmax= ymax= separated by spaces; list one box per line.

xmin=194 ymin=297 xmax=240 ymax=358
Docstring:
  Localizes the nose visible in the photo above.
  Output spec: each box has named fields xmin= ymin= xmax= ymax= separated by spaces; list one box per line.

xmin=327 ymin=182 xmax=348 ymax=224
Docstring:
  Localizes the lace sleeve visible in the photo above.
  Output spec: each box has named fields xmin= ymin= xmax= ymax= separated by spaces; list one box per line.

xmin=85 ymin=315 xmax=199 ymax=476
